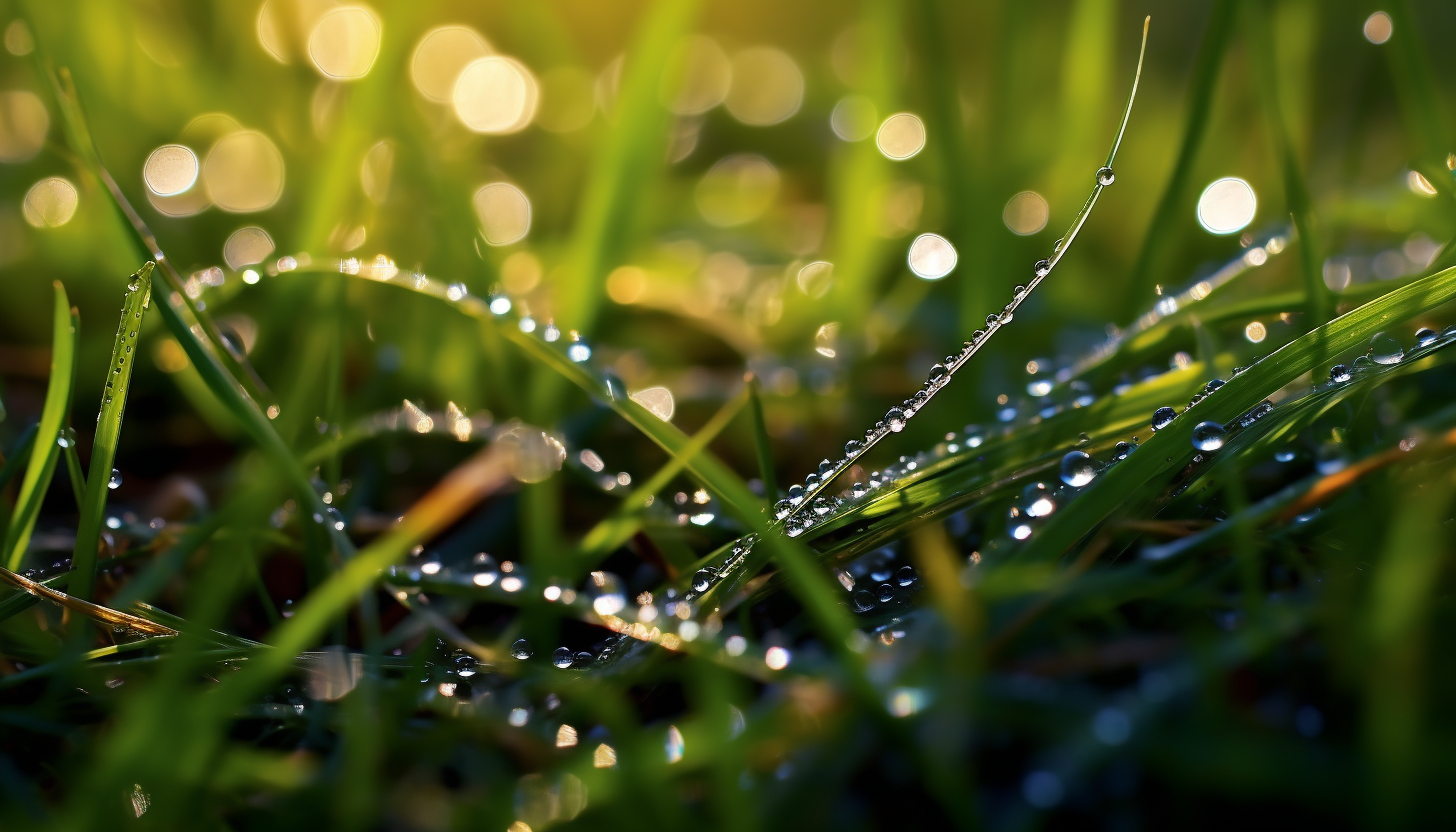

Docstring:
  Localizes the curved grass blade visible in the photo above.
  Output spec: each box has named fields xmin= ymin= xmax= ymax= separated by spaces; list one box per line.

xmin=71 ymin=263 xmax=152 ymax=601
xmin=0 ymin=566 xmax=176 ymax=637
xmin=1021 ymin=262 xmax=1456 ymax=564
xmin=3 ymin=283 xmax=75 ymax=571
xmin=746 ymin=374 xmax=777 ymax=503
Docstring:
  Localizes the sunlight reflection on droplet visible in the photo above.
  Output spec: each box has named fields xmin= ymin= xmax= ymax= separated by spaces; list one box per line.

xmin=223 ymin=227 xmax=275 ymax=270
xmin=629 ymin=386 xmax=675 ymax=421
xmin=360 ymin=140 xmax=395 ymax=204
xmin=0 ymin=90 xmax=48 ymax=163
xmin=410 ymin=25 xmax=492 ymax=103
xmin=473 ymin=182 xmax=531 ymax=245
xmin=765 ymin=645 xmax=790 ymax=670
xmin=204 ymin=130 xmax=285 ymax=213
xmin=1002 ymin=191 xmax=1049 ymax=236
xmin=536 ymin=66 xmax=596 ymax=133
xmin=796 ymin=261 xmax=834 ymax=298
xmin=22 ymin=177 xmax=78 ymax=228
xmin=876 ymin=113 xmax=925 ymax=160
xmin=695 ymin=154 xmax=779 ymax=227
xmin=307 ymin=5 xmax=381 ymax=80
xmin=4 ymin=20 xmax=34 ymax=55
xmin=907 ymin=233 xmax=957 ymax=280
xmin=1244 ymin=321 xmax=1267 ymax=343
xmin=1363 ymin=11 xmax=1392 ymax=44
xmin=661 ymin=35 xmax=731 ymax=115
xmin=725 ymin=47 xmax=803 ymax=126
xmin=142 ymin=145 xmax=199 ymax=196
xmin=1196 ymin=177 xmax=1257 ymax=235
xmin=454 ymin=56 xmax=538 ymax=134
xmin=830 ymin=95 xmax=877 ymax=142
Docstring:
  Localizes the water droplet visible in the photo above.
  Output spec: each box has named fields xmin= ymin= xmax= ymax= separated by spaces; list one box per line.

xmin=1059 ymin=450 xmax=1095 ymax=487
xmin=1329 ymin=364 xmax=1351 ymax=383
xmin=986 ymin=314 xmax=999 ymax=326
xmin=567 ymin=335 xmax=592 ymax=363
xmin=998 ymin=309 xmax=1013 ymax=324
xmin=845 ymin=439 xmax=862 ymax=456
xmin=108 ymin=469 xmax=123 ymax=489
xmin=885 ymin=407 xmax=907 ymax=432
xmin=1371 ymin=332 xmax=1404 ymax=365
xmin=1096 ymin=166 xmax=1115 ymax=186
xmin=1415 ymin=327 xmax=1438 ymax=346
xmin=896 ymin=565 xmax=917 ymax=586
xmin=511 ymin=638 xmax=533 ymax=660
xmin=1191 ymin=421 xmax=1226 ymax=451
xmin=853 ymin=590 xmax=876 ymax=611
xmin=1033 ymin=259 xmax=1051 ymax=278
xmin=552 ymin=647 xmax=574 ymax=668
xmin=692 ymin=568 xmax=715 ymax=593
xmin=445 ymin=282 xmax=468 ymax=301
xmin=1275 ymin=449 xmax=1297 ymax=463
xmin=488 ymin=293 xmax=511 ymax=315
xmin=1023 ymin=481 xmax=1055 ymax=517
xmin=56 ymin=427 xmax=76 ymax=448
xmin=588 ymin=570 xmax=626 ymax=616
xmin=773 ymin=499 xmax=792 ymax=519
xmin=1111 ymin=441 xmax=1132 ymax=461
xmin=787 ymin=484 xmax=805 ymax=505
xmin=876 ymin=584 xmax=895 ymax=603
xmin=928 ymin=363 xmax=947 ymax=384
xmin=818 ymin=459 xmax=836 ymax=476
xmin=1151 ymin=407 xmax=1176 ymax=431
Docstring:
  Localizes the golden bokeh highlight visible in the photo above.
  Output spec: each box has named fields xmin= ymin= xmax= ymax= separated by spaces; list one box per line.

xmin=725 ymin=47 xmax=803 ymax=126
xmin=1002 ymin=191 xmax=1049 ymax=236
xmin=695 ymin=154 xmax=780 ymax=227
xmin=1244 ymin=321 xmax=1267 ymax=343
xmin=4 ymin=19 xmax=33 ymax=55
xmin=876 ymin=113 xmax=926 ymax=160
xmin=360 ymin=139 xmax=395 ymax=204
xmin=473 ymin=182 xmax=532 ymax=245
xmin=256 ymin=0 xmax=337 ymax=64
xmin=606 ymin=265 xmax=647 ymax=304
xmin=307 ymin=5 xmax=381 ymax=79
xmin=223 ymin=226 xmax=276 ymax=270
xmin=629 ymin=386 xmax=675 ymax=421
xmin=143 ymin=145 xmax=200 ymax=196
xmin=453 ymin=56 xmax=539 ymax=134
xmin=1363 ymin=11 xmax=1392 ymax=44
xmin=660 ymin=35 xmax=731 ymax=115
xmin=410 ymin=25 xmax=492 ymax=103
xmin=0 ymin=90 xmax=49 ymax=163
xmin=830 ymin=95 xmax=877 ymax=142
xmin=204 ymin=130 xmax=285 ymax=213
xmin=22 ymin=177 xmax=79 ymax=228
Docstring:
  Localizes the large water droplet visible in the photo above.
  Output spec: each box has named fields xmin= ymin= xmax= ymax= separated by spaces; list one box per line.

xmin=1151 ymin=407 xmax=1176 ymax=431
xmin=896 ymin=565 xmax=917 ymax=586
xmin=108 ymin=469 xmax=123 ymax=490
xmin=845 ymin=439 xmax=862 ymax=456
xmin=552 ymin=646 xmax=574 ymax=668
xmin=56 ymin=426 xmax=76 ymax=448
xmin=1415 ymin=327 xmax=1437 ymax=347
xmin=511 ymin=638 xmax=533 ymax=660
xmin=1191 ymin=421 xmax=1226 ymax=451
xmin=1059 ymin=450 xmax=1095 ymax=487
xmin=787 ymin=484 xmax=805 ymax=505
xmin=1023 ymin=481 xmax=1055 ymax=517
xmin=1329 ymin=364 xmax=1351 ymax=383
xmin=1096 ymin=166 xmax=1115 ymax=186
xmin=692 ymin=568 xmax=715 ymax=593
xmin=567 ymin=336 xmax=592 ymax=363
xmin=1033 ymin=259 xmax=1051 ymax=278
xmin=885 ymin=407 xmax=907 ymax=432
xmin=1370 ymin=332 xmax=1403 ymax=365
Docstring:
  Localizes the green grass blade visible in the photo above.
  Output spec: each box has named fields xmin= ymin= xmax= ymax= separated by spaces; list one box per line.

xmin=745 ymin=374 xmax=777 ymax=502
xmin=3 ymin=283 xmax=75 ymax=571
xmin=71 ymin=263 xmax=153 ymax=601
xmin=1124 ymin=1 xmax=1237 ymax=306
xmin=1384 ymin=0 xmax=1450 ymax=166
xmin=1023 ymin=263 xmax=1456 ymax=564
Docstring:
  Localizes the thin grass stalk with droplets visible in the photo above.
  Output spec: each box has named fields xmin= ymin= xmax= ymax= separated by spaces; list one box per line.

xmin=771 ymin=17 xmax=1151 ymax=532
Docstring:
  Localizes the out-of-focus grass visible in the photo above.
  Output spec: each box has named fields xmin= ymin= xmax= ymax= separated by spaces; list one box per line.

xmin=2 ymin=1 xmax=1456 ymax=830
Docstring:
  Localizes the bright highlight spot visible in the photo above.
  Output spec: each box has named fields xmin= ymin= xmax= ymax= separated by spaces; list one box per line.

xmin=22 ymin=177 xmax=78 ymax=228
xmin=765 ymin=646 xmax=791 ymax=670
xmin=1196 ymin=177 xmax=1257 ymax=235
xmin=725 ymin=47 xmax=803 ymax=126
xmin=1002 ymin=191 xmax=1049 ymax=236
xmin=204 ymin=130 xmax=285 ymax=213
xmin=473 ymin=182 xmax=531 ymax=245
xmin=1244 ymin=321 xmax=1267 ymax=343
xmin=453 ymin=56 xmax=538 ymax=134
xmin=143 ymin=145 xmax=199 ymax=196
xmin=876 ymin=113 xmax=926 ymax=160
xmin=907 ymin=233 xmax=957 ymax=280
xmin=1407 ymin=170 xmax=1437 ymax=196
xmin=629 ymin=386 xmax=675 ymax=421
xmin=0 ymin=90 xmax=48 ymax=163
xmin=1363 ymin=11 xmax=1392 ymax=44
xmin=410 ymin=25 xmax=491 ymax=103
xmin=307 ymin=6 xmax=381 ymax=80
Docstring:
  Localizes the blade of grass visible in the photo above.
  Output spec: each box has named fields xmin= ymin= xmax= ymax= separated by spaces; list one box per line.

xmin=3 ymin=283 xmax=75 ymax=571
xmin=1383 ymin=0 xmax=1450 ymax=166
xmin=1124 ymin=1 xmax=1237 ymax=306
xmin=745 ymin=374 xmax=777 ymax=502
xmin=71 ymin=263 xmax=152 ymax=602
xmin=1022 ymin=262 xmax=1456 ymax=564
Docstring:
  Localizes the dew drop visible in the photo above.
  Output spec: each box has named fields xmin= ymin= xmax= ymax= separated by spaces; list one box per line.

xmin=876 ymin=584 xmax=895 ymax=603
xmin=896 ymin=565 xmax=917 ymax=586
xmin=1151 ymin=407 xmax=1176 ymax=431
xmin=1111 ymin=441 xmax=1131 ymax=461
xmin=845 ymin=439 xmax=862 ymax=456
xmin=56 ymin=427 xmax=76 ymax=448
xmin=567 ymin=335 xmax=592 ymax=363
xmin=511 ymin=638 xmax=533 ymax=660
xmin=1370 ymin=332 xmax=1404 ymax=365
xmin=692 ymin=568 xmax=715 ymax=593
xmin=108 ymin=469 xmax=123 ymax=489
xmin=1023 ymin=481 xmax=1056 ymax=517
xmin=1191 ymin=421 xmax=1226 ymax=451
xmin=552 ymin=646 xmax=574 ymax=668
xmin=1096 ymin=166 xmax=1115 ymax=186
xmin=787 ymin=484 xmax=805 ymax=505
xmin=1329 ymin=364 xmax=1351 ymax=383
xmin=818 ymin=459 xmax=836 ymax=476
xmin=853 ymin=589 xmax=875 ymax=611
xmin=1415 ymin=327 xmax=1437 ymax=347
xmin=445 ymin=282 xmax=468 ymax=301
xmin=928 ymin=363 xmax=947 ymax=384
xmin=1033 ymin=259 xmax=1051 ymax=278
xmin=1059 ymin=450 xmax=1095 ymax=487
xmin=885 ymin=407 xmax=907 ymax=432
